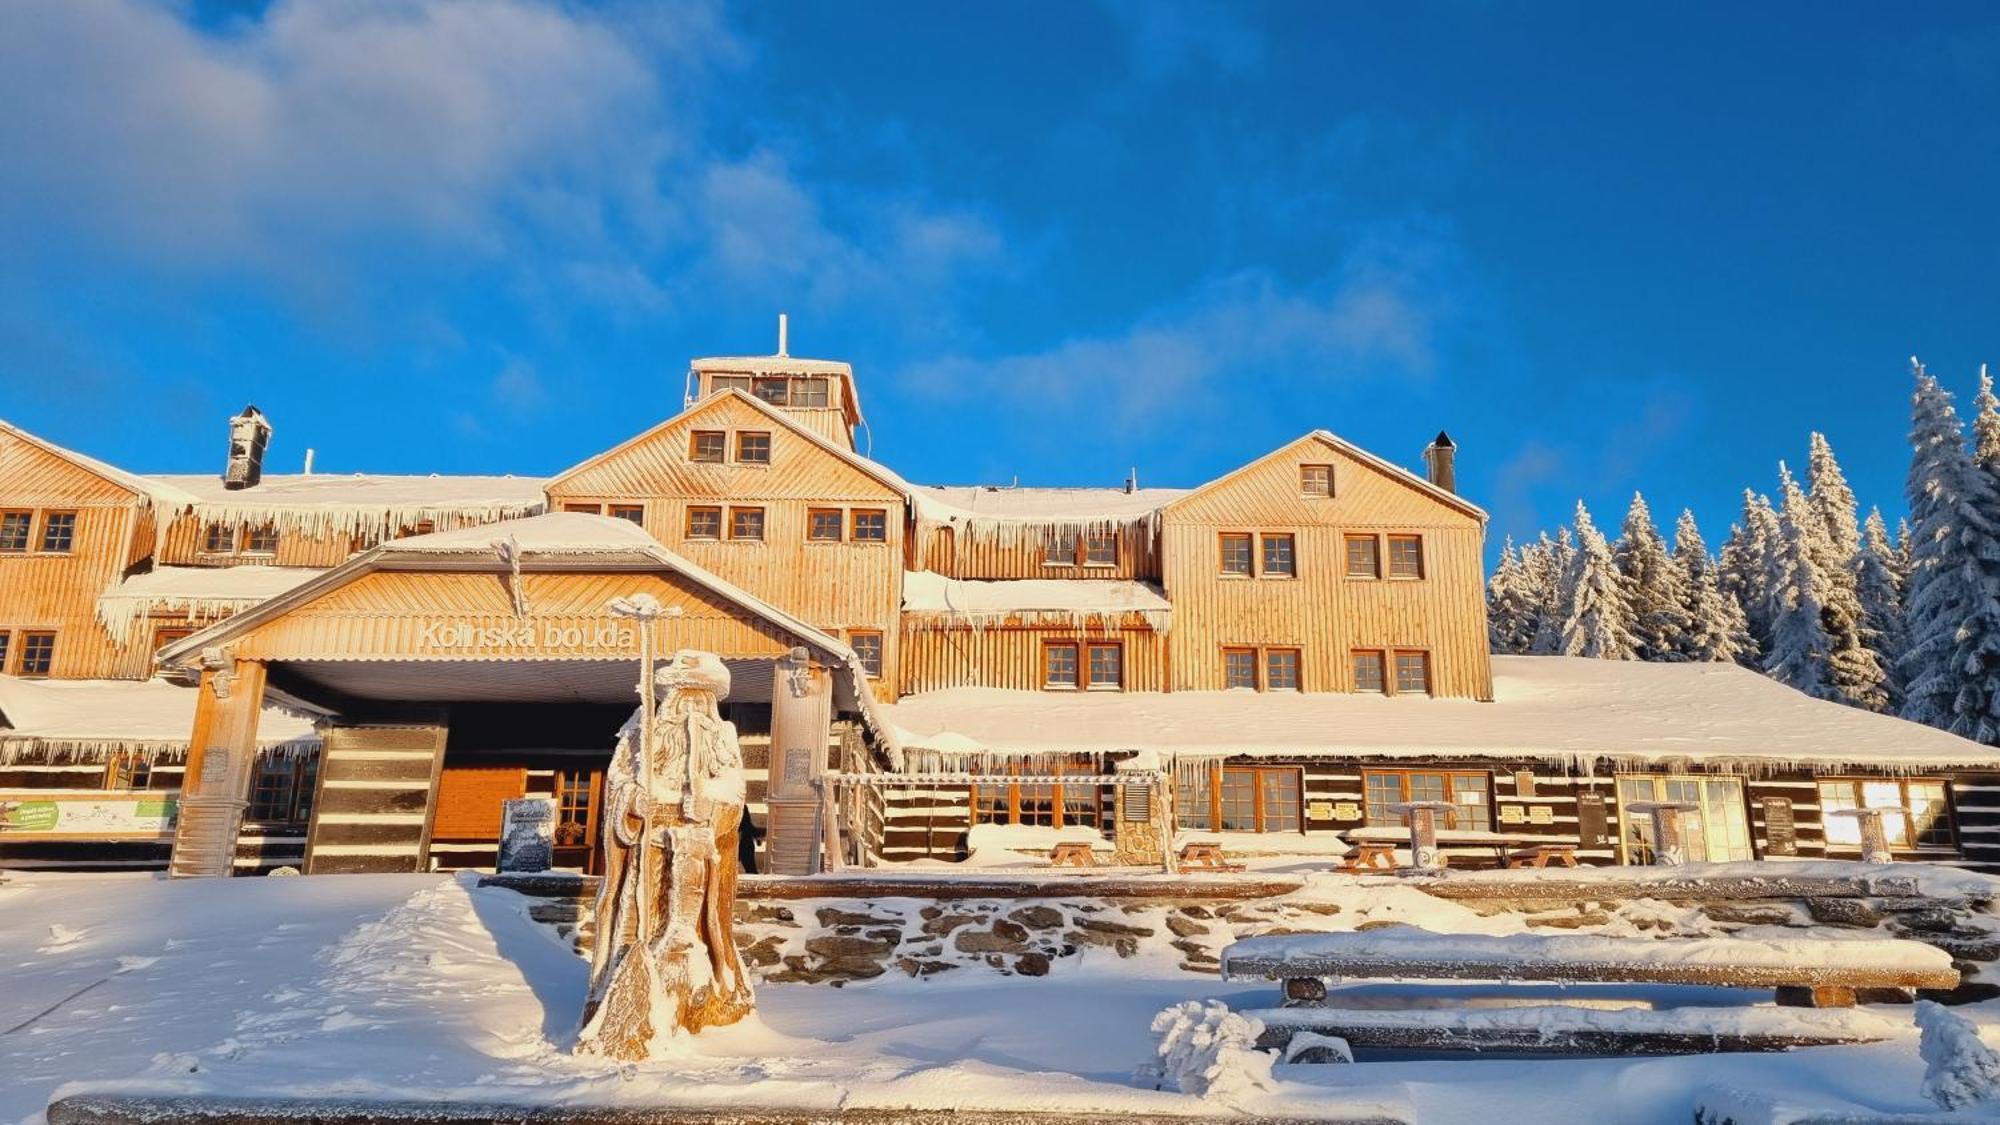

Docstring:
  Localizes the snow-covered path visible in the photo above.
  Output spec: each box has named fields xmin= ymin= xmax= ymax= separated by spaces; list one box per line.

xmin=0 ymin=871 xmax=1978 ymax=1124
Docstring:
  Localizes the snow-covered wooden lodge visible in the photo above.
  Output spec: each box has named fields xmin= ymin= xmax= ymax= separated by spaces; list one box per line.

xmin=2 ymin=338 xmax=1997 ymax=875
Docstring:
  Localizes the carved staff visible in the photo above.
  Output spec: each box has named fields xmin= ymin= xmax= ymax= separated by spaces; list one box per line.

xmin=596 ymin=593 xmax=667 ymax=1042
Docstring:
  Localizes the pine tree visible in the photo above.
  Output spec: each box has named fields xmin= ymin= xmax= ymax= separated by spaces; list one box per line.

xmin=1858 ymin=508 xmax=1910 ymax=710
xmin=1764 ymin=464 xmax=1838 ymax=698
xmin=1528 ymin=529 xmax=1573 ymax=656
xmin=1614 ymin=493 xmax=1692 ymax=661
xmin=1558 ymin=502 xmax=1637 ymax=659
xmin=1899 ymin=362 xmax=2000 ymax=743
xmin=1718 ymin=490 xmax=1782 ymax=663
xmin=1975 ymin=364 xmax=2000 ymax=473
xmin=1486 ymin=537 xmax=1538 ymax=654
xmin=1804 ymin=434 xmax=1888 ymax=709
xmin=1674 ymin=509 xmax=1748 ymax=663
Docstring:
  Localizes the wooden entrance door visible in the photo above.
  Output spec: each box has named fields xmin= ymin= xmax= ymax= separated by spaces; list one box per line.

xmin=553 ymin=766 xmax=604 ymax=874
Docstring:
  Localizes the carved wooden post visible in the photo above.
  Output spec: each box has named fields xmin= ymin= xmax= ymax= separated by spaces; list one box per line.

xmin=169 ymin=655 xmax=268 ymax=878
xmin=1828 ymin=807 xmax=1901 ymax=864
xmin=766 ymin=647 xmax=832 ymax=875
xmin=1628 ymin=800 xmax=1699 ymax=866
xmin=1391 ymin=800 xmax=1457 ymax=872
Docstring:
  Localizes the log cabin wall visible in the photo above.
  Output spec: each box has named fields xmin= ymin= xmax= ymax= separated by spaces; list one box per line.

xmin=915 ymin=518 xmax=1162 ymax=582
xmin=0 ymin=429 xmax=151 ymax=679
xmin=1951 ymin=773 xmax=2000 ymax=872
xmin=546 ymin=392 xmax=906 ymax=700
xmin=897 ymin=619 xmax=1168 ymax=695
xmin=158 ymin=513 xmax=360 ymax=568
xmin=1159 ymin=435 xmax=1493 ymax=698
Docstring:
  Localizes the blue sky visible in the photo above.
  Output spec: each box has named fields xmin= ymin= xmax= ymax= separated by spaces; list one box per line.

xmin=3 ymin=1 xmax=1998 ymax=554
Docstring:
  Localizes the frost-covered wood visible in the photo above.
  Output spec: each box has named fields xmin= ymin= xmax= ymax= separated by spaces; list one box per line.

xmin=1247 ymin=1003 xmax=1905 ymax=1055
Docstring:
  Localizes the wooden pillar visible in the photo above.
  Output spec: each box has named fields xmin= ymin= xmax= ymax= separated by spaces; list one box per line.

xmin=764 ymin=648 xmax=832 ymax=876
xmin=169 ymin=658 xmax=268 ymax=878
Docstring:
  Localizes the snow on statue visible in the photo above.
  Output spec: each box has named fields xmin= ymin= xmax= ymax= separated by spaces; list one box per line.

xmin=576 ymin=649 xmax=755 ymax=1059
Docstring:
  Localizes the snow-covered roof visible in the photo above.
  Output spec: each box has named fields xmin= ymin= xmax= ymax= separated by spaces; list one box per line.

xmin=902 ymin=571 xmax=1172 ymax=630
xmin=377 ymin=511 xmax=660 ymax=556
xmin=0 ymin=675 xmax=320 ymax=763
xmin=149 ymin=472 xmax=546 ymax=508
xmin=691 ymin=355 xmax=854 ymax=376
xmin=0 ymin=419 xmax=199 ymax=509
xmin=880 ymin=655 xmax=2000 ymax=773
xmin=96 ymin=565 xmax=328 ymax=642
xmin=910 ymin=484 xmax=1186 ymax=524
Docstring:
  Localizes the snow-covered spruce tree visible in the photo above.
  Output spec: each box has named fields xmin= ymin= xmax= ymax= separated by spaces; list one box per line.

xmin=1614 ymin=493 xmax=1692 ymax=661
xmin=1858 ymin=508 xmax=1910 ymax=710
xmin=1486 ymin=537 xmax=1538 ymax=654
xmin=1899 ymin=362 xmax=2000 ymax=742
xmin=1674 ymin=509 xmax=1749 ymax=663
xmin=1528 ymin=528 xmax=1574 ymax=656
xmin=1718 ymin=490 xmax=1782 ymax=663
xmin=1764 ymin=464 xmax=1838 ymax=699
xmin=1558 ymin=502 xmax=1637 ymax=659
xmin=1975 ymin=364 xmax=2000 ymax=473
xmin=1917 ymin=1000 xmax=2000 ymax=1111
xmin=1804 ymin=434 xmax=1888 ymax=709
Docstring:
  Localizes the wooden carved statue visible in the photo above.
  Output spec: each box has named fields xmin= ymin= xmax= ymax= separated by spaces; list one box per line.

xmin=576 ymin=649 xmax=755 ymax=1059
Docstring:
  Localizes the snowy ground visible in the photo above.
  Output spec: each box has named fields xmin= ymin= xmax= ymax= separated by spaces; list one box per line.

xmin=0 ymin=871 xmax=1987 ymax=1124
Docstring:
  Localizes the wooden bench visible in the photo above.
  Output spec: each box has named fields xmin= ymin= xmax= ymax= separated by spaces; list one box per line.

xmin=1047 ymin=842 xmax=1097 ymax=868
xmin=1506 ymin=844 xmax=1579 ymax=869
xmin=1337 ymin=842 xmax=1398 ymax=873
xmin=1221 ymin=927 xmax=1959 ymax=1009
xmin=1177 ymin=842 xmax=1244 ymax=872
xmin=1238 ymin=1002 xmax=1907 ymax=1056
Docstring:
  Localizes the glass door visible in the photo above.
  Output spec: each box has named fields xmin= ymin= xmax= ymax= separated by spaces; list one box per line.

xmin=1616 ymin=774 xmax=1752 ymax=864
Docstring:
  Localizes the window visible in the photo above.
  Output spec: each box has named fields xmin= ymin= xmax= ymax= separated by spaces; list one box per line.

xmin=1084 ymin=528 xmax=1118 ymax=567
xmin=851 ymin=509 xmax=888 ymax=542
xmin=737 ymin=431 xmax=772 ymax=465
xmin=105 ymin=752 xmax=152 ymax=791
xmin=555 ymin=768 xmax=596 ymax=849
xmin=791 ymin=377 xmax=830 ymax=407
xmin=0 ymin=632 xmax=10 ymax=673
xmin=202 ymin=523 xmax=236 ymax=553
xmin=1261 ymin=533 xmax=1296 ymax=577
xmin=1344 ymin=535 xmax=1380 ymax=578
xmin=850 ymin=631 xmax=884 ymax=678
xmin=244 ymin=523 xmax=279 ymax=554
xmin=0 ymin=511 xmax=30 ymax=552
xmin=808 ymin=509 xmax=844 ymax=542
xmin=607 ymin=504 xmax=644 ymax=525
xmin=1087 ymin=643 xmax=1123 ymax=690
xmin=1178 ymin=764 xmax=1302 ymax=833
xmin=1394 ymin=651 xmax=1431 ymax=694
xmin=709 ymin=374 xmax=751 ymax=397
xmin=1301 ymin=464 xmax=1334 ymax=497
xmin=728 ymin=507 xmax=765 ymax=541
xmin=1388 ymin=535 xmax=1425 ymax=579
xmin=38 ymin=511 xmax=76 ymax=553
xmin=1616 ymin=775 xmax=1752 ymax=863
xmin=562 ymin=503 xmax=603 ymax=514
xmin=1363 ymin=769 xmax=1491 ymax=832
xmin=1266 ymin=648 xmax=1301 ymax=691
xmin=248 ymin=755 xmax=317 ymax=823
xmin=1352 ymin=649 xmax=1387 ymax=693
xmin=685 ymin=506 xmax=722 ymax=540
xmin=1044 ymin=642 xmax=1080 ymax=689
xmin=753 ymin=377 xmax=790 ymax=405
xmin=1224 ymin=647 xmax=1258 ymax=690
xmin=1819 ymin=778 xmax=1955 ymax=850
xmin=1044 ymin=528 xmax=1079 ymax=567
xmin=152 ymin=626 xmax=194 ymax=658
xmin=690 ymin=431 xmax=726 ymax=463
xmin=972 ymin=757 xmax=1107 ymax=830
xmin=1220 ymin=533 xmax=1253 ymax=576
xmin=18 ymin=632 xmax=54 ymax=676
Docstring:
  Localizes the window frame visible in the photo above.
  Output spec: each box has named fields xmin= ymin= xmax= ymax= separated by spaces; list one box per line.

xmin=1361 ymin=768 xmax=1493 ymax=832
xmin=1177 ymin=763 xmax=1304 ymax=834
xmin=1043 ymin=641 xmax=1081 ymax=690
xmin=0 ymin=510 xmax=31 ymax=553
xmin=1817 ymin=777 xmax=1957 ymax=851
xmin=807 ymin=508 xmax=845 ymax=542
xmin=1351 ymin=648 xmax=1388 ymax=693
xmin=202 ymin=522 xmax=238 ymax=554
xmin=105 ymin=751 xmax=153 ymax=791
xmin=18 ymin=631 xmax=56 ymax=677
xmin=247 ymin=754 xmax=318 ymax=824
xmin=736 ymin=430 xmax=772 ymax=465
xmin=1344 ymin=534 xmax=1381 ymax=579
xmin=1300 ymin=464 xmax=1334 ymax=498
xmin=0 ymin=631 xmax=10 ymax=674
xmin=752 ymin=377 xmax=790 ymax=406
xmin=790 ymin=376 xmax=830 ymax=408
xmin=1083 ymin=528 xmax=1119 ymax=567
xmin=1260 ymin=532 xmax=1297 ymax=578
xmin=727 ymin=506 xmax=766 ymax=542
xmin=607 ymin=504 xmax=645 ymax=525
xmin=1223 ymin=646 xmax=1259 ymax=690
xmin=689 ymin=430 xmax=727 ymax=463
xmin=685 ymin=506 xmax=723 ymax=540
xmin=1394 ymin=650 xmax=1432 ymax=695
xmin=851 ymin=508 xmax=888 ymax=543
xmin=971 ymin=757 xmax=1107 ymax=831
xmin=1387 ymin=534 xmax=1426 ymax=580
xmin=1042 ymin=528 xmax=1080 ymax=568
xmin=849 ymin=630 xmax=885 ymax=679
xmin=37 ymin=511 xmax=77 ymax=554
xmin=242 ymin=523 xmax=279 ymax=555
xmin=1085 ymin=641 xmax=1124 ymax=691
xmin=1265 ymin=648 xmax=1301 ymax=692
xmin=1219 ymin=532 xmax=1253 ymax=577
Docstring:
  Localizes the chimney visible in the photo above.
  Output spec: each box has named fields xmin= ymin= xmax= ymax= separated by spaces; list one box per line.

xmin=223 ymin=405 xmax=272 ymax=490
xmin=1422 ymin=430 xmax=1457 ymax=494
xmin=1124 ymin=467 xmax=1138 ymax=494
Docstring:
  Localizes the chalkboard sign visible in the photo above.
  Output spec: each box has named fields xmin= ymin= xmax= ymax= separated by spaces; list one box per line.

xmin=1577 ymin=793 xmax=1609 ymax=849
xmin=498 ymin=798 xmax=557 ymax=873
xmin=1762 ymin=797 xmax=1797 ymax=856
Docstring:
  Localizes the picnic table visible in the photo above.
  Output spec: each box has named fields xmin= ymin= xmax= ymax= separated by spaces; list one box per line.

xmin=1506 ymin=844 xmax=1579 ymax=869
xmin=1337 ymin=842 xmax=1399 ymax=872
xmin=1047 ymin=842 xmax=1097 ymax=868
xmin=1177 ymin=842 xmax=1244 ymax=872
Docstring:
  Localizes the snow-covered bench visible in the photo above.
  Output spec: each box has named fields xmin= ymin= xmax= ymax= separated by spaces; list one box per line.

xmin=1222 ymin=927 xmax=1959 ymax=1009
xmin=1241 ymin=1003 xmax=1908 ymax=1056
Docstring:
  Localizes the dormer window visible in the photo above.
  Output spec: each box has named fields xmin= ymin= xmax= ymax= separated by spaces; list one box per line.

xmin=244 ymin=524 xmax=279 ymax=554
xmin=709 ymin=375 xmax=750 ymax=396
xmin=791 ymin=377 xmax=830 ymax=407
xmin=753 ymin=377 xmax=789 ymax=405
xmin=1043 ymin=528 xmax=1079 ymax=567
xmin=690 ymin=431 xmax=726 ymax=463
xmin=203 ymin=522 xmax=236 ymax=553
